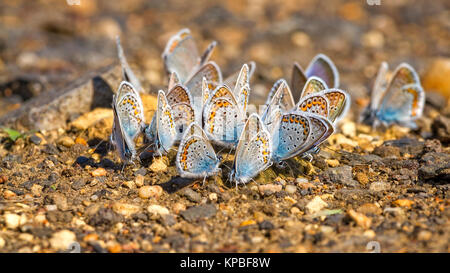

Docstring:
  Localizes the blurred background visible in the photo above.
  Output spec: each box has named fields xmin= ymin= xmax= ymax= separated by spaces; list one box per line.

xmin=0 ymin=0 xmax=449 ymax=118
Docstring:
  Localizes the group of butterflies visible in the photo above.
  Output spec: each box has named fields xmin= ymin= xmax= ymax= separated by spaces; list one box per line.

xmin=111 ymin=28 xmax=426 ymax=185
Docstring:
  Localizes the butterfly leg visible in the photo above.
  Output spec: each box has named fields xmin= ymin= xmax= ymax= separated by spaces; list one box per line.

xmin=301 ymin=153 xmax=314 ymax=162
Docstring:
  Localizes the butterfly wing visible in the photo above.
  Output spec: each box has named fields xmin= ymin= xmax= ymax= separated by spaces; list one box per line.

xmin=223 ymin=61 xmax=256 ymax=89
xmin=115 ymin=81 xmax=145 ymax=140
xmin=162 ymin=29 xmax=200 ymax=83
xmin=305 ymin=53 xmax=340 ymax=89
xmin=203 ymin=96 xmax=244 ymax=147
xmin=377 ymin=83 xmax=425 ymax=126
xmin=298 ymin=76 xmax=328 ymax=100
xmin=322 ymin=89 xmax=350 ymax=123
xmin=199 ymin=41 xmax=217 ymax=67
xmin=296 ymin=93 xmax=330 ymax=118
xmin=168 ymin=71 xmax=181 ymax=90
xmin=111 ymin=98 xmax=134 ymax=163
xmin=186 ymin=61 xmax=223 ymax=118
xmin=155 ymin=90 xmax=177 ymax=154
xmin=265 ymin=79 xmax=295 ymax=113
xmin=233 ymin=114 xmax=272 ymax=184
xmin=272 ymin=112 xmax=333 ymax=162
xmin=291 ymin=63 xmax=308 ymax=101
xmin=176 ymin=123 xmax=220 ymax=178
xmin=166 ymin=84 xmax=192 ymax=105
xmin=171 ymin=102 xmax=195 ymax=140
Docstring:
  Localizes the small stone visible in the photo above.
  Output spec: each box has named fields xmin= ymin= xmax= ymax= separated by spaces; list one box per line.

xmin=392 ymin=199 xmax=414 ymax=208
xmin=107 ymin=242 xmax=122 ymax=253
xmin=290 ymin=207 xmax=300 ymax=214
xmin=122 ymin=181 xmax=135 ymax=189
xmin=319 ymin=225 xmax=334 ymax=234
xmin=71 ymin=179 xmax=86 ymax=190
xmin=18 ymin=233 xmax=34 ymax=243
xmin=150 ymin=157 xmax=167 ymax=173
xmin=3 ymin=189 xmax=16 ymax=199
xmin=326 ymin=159 xmax=340 ymax=167
xmin=29 ymin=134 xmax=42 ymax=145
xmin=70 ymin=108 xmax=113 ymax=130
xmin=134 ymin=175 xmax=145 ymax=187
xmin=181 ymin=188 xmax=202 ymax=203
xmin=172 ymin=203 xmax=186 ymax=214
xmin=341 ymin=121 xmax=356 ymax=137
xmin=147 ymin=204 xmax=170 ymax=216
xmin=50 ymin=230 xmax=77 ymax=250
xmin=305 ymin=196 xmax=328 ymax=214
xmin=112 ymin=202 xmax=140 ymax=217
xmin=239 ymin=219 xmax=257 ymax=227
xmin=4 ymin=213 xmax=25 ymax=229
xmin=31 ymin=184 xmax=43 ymax=196
xmin=417 ymin=230 xmax=432 ymax=241
xmin=74 ymin=137 xmax=88 ymax=146
xmin=357 ymin=203 xmax=382 ymax=215
xmin=258 ymin=184 xmax=282 ymax=196
xmin=355 ymin=172 xmax=369 ymax=185
xmin=362 ymin=30 xmax=384 ymax=49
xmin=0 ymin=236 xmax=5 ymax=248
xmin=285 ymin=185 xmax=297 ymax=194
xmin=139 ymin=185 xmax=163 ymax=199
xmin=363 ymin=229 xmax=376 ymax=239
xmin=57 ymin=136 xmax=75 ymax=148
xmin=369 ymin=181 xmax=390 ymax=192
xmin=180 ymin=204 xmax=217 ymax=222
xmin=325 ymin=166 xmax=358 ymax=187
xmin=423 ymin=58 xmax=450 ymax=99
xmin=51 ymin=193 xmax=68 ymax=211
xmin=295 ymin=177 xmax=308 ymax=184
xmin=258 ymin=220 xmax=275 ymax=230
xmin=348 ymin=209 xmax=372 ymax=229
xmin=0 ymin=175 xmax=7 ymax=184
xmin=209 ymin=193 xmax=218 ymax=202
xmin=91 ymin=168 xmax=107 ymax=177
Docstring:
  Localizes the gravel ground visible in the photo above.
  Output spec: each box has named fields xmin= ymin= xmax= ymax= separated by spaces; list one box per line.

xmin=0 ymin=0 xmax=449 ymax=253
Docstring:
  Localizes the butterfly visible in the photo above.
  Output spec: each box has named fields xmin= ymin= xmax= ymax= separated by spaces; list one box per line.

xmin=264 ymin=76 xmax=350 ymax=124
xmin=143 ymin=90 xmax=177 ymax=156
xmin=176 ymin=122 xmax=221 ymax=179
xmin=291 ymin=53 xmax=340 ymax=102
xmin=230 ymin=113 xmax=272 ymax=185
xmin=162 ymin=28 xmax=219 ymax=84
xmin=203 ymin=84 xmax=247 ymax=148
xmin=111 ymin=81 xmax=145 ymax=163
xmin=360 ymin=62 xmax=425 ymax=129
xmin=116 ymin=36 xmax=143 ymax=93
xmin=148 ymin=84 xmax=195 ymax=141
xmin=270 ymin=111 xmax=334 ymax=163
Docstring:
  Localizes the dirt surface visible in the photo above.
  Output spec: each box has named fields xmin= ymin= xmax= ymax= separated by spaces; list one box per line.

xmin=0 ymin=0 xmax=449 ymax=253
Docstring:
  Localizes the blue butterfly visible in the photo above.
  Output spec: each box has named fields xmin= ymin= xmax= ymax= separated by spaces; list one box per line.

xmin=176 ymin=122 xmax=221 ymax=179
xmin=360 ymin=62 xmax=425 ymax=129
xmin=291 ymin=53 xmax=340 ymax=102
xmin=111 ymin=81 xmax=145 ymax=163
xmin=203 ymin=84 xmax=246 ymax=148
xmin=230 ymin=114 xmax=273 ymax=185
xmin=143 ymin=90 xmax=177 ymax=156
xmin=270 ymin=111 xmax=334 ymax=163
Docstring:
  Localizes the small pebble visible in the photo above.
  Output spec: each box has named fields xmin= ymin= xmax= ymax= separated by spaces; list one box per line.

xmin=134 ymin=175 xmax=145 ymax=187
xmin=258 ymin=184 xmax=282 ymax=196
xmin=50 ymin=230 xmax=76 ymax=250
xmin=57 ymin=136 xmax=75 ymax=148
xmin=147 ymin=204 xmax=169 ymax=216
xmin=285 ymin=185 xmax=297 ymax=194
xmin=139 ymin=185 xmax=163 ymax=199
xmin=305 ymin=196 xmax=328 ymax=214
xmin=150 ymin=157 xmax=167 ymax=173
xmin=91 ymin=168 xmax=107 ymax=177
xmin=348 ymin=209 xmax=372 ymax=229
